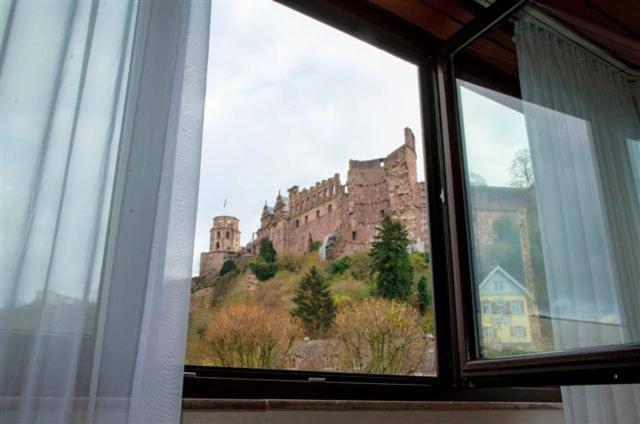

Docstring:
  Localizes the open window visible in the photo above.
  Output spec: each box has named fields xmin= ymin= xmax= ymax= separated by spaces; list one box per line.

xmin=433 ymin=0 xmax=640 ymax=386
xmin=183 ymin=0 xmax=639 ymax=399
xmin=185 ymin=0 xmax=440 ymax=399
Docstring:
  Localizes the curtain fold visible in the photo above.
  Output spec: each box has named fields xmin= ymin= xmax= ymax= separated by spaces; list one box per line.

xmin=1 ymin=1 xmax=210 ymax=422
xmin=515 ymin=17 xmax=640 ymax=424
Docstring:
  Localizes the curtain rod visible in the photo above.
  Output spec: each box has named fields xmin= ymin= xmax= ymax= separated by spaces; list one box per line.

xmin=473 ymin=0 xmax=639 ymax=78
xmin=522 ymin=7 xmax=640 ymax=78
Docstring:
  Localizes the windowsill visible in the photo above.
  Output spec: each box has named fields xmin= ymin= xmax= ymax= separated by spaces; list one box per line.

xmin=181 ymin=399 xmax=562 ymax=411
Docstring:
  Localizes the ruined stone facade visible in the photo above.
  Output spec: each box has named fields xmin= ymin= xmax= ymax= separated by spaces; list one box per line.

xmin=199 ymin=215 xmax=241 ymax=277
xmin=256 ymin=128 xmax=429 ymax=260
xmin=470 ymin=186 xmax=545 ymax=349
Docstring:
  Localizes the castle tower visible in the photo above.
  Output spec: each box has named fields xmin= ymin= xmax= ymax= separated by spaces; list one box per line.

xmin=210 ymin=215 xmax=240 ymax=253
xmin=199 ymin=215 xmax=241 ymax=277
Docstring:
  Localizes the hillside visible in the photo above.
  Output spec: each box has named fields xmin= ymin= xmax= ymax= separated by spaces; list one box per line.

xmin=186 ymin=249 xmax=435 ymax=374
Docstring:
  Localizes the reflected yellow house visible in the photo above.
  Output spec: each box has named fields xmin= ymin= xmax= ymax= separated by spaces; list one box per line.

xmin=479 ymin=265 xmax=532 ymax=352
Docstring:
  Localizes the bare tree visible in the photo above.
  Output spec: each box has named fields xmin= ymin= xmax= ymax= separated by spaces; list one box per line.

xmin=469 ymin=172 xmax=487 ymax=187
xmin=509 ymin=149 xmax=534 ymax=187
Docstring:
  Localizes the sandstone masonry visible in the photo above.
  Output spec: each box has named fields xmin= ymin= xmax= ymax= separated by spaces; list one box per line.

xmin=199 ymin=215 xmax=241 ymax=277
xmin=256 ymin=128 xmax=429 ymax=260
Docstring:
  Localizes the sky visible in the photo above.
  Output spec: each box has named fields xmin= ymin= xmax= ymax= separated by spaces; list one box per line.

xmin=193 ymin=0 xmax=429 ymax=275
xmin=193 ymin=1 xmax=532 ymax=276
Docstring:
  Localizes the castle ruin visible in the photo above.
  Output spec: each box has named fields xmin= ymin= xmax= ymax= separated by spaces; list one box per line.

xmin=255 ymin=127 xmax=429 ymax=260
xmin=199 ymin=215 xmax=241 ymax=277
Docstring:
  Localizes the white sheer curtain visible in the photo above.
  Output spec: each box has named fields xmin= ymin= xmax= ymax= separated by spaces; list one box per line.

xmin=515 ymin=17 xmax=640 ymax=424
xmin=1 ymin=0 xmax=209 ymax=422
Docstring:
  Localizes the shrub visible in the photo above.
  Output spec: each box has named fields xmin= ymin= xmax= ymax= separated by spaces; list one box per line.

xmin=333 ymin=298 xmax=428 ymax=375
xmin=369 ymin=217 xmax=413 ymax=301
xmin=311 ymin=240 xmax=322 ymax=251
xmin=417 ymin=275 xmax=431 ymax=316
xmin=259 ymin=238 xmax=277 ymax=263
xmin=349 ymin=250 xmax=372 ymax=280
xmin=421 ymin=312 xmax=434 ymax=335
xmin=206 ymin=303 xmax=302 ymax=368
xmin=333 ymin=294 xmax=352 ymax=309
xmin=292 ymin=267 xmax=336 ymax=339
xmin=249 ymin=260 xmax=277 ymax=281
xmin=328 ymin=256 xmax=351 ymax=275
xmin=219 ymin=259 xmax=237 ymax=277
xmin=195 ymin=324 xmax=206 ymax=339
xmin=278 ymin=253 xmax=304 ymax=273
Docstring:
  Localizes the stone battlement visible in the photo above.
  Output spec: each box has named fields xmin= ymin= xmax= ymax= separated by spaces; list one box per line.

xmin=255 ymin=128 xmax=429 ymax=260
xmin=288 ymin=174 xmax=344 ymax=217
xmin=213 ymin=215 xmax=239 ymax=230
xmin=349 ymin=158 xmax=386 ymax=169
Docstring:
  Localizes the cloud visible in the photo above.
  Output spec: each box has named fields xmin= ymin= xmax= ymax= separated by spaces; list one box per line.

xmin=193 ymin=1 xmax=424 ymax=275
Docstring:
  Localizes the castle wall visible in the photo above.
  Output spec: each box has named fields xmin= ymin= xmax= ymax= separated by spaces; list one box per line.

xmin=333 ymin=158 xmax=390 ymax=257
xmin=418 ymin=181 xmax=430 ymax=251
xmin=288 ymin=196 xmax=343 ymax=254
xmin=255 ymin=128 xmax=429 ymax=260
xmin=384 ymin=135 xmax=425 ymax=247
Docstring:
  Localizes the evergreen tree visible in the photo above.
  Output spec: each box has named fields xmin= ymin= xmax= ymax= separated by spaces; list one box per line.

xmin=292 ymin=266 xmax=336 ymax=339
xmin=219 ymin=259 xmax=237 ymax=276
xmin=417 ymin=275 xmax=431 ymax=316
xmin=369 ymin=216 xmax=413 ymax=301
xmin=259 ymin=238 xmax=277 ymax=263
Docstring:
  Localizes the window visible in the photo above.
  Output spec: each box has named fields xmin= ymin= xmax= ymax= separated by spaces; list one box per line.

xmin=216 ymin=231 xmax=220 ymax=239
xmin=457 ymin=17 xmax=640 ymax=358
xmin=182 ymin=0 xmax=639 ymax=400
xmin=511 ymin=301 xmax=523 ymax=315
xmin=225 ymin=231 xmax=229 ymax=239
xmin=186 ymin=0 xmax=434 ymax=382
xmin=511 ymin=326 xmax=526 ymax=338
xmin=445 ymin=0 xmax=640 ymax=384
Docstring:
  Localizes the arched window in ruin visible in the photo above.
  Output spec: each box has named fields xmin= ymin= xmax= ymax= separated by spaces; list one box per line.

xmin=216 ymin=231 xmax=220 ymax=239
xmin=296 ymin=219 xmax=299 ymax=228
xmin=215 ymin=242 xmax=220 ymax=249
xmin=316 ymin=210 xmax=320 ymax=218
xmin=225 ymin=231 xmax=230 ymax=239
xmin=328 ymin=204 xmax=332 ymax=213
xmin=305 ymin=215 xmax=308 ymax=224
xmin=352 ymin=231 xmax=357 ymax=241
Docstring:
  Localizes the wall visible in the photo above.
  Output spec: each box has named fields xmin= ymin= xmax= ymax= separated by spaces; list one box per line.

xmin=181 ymin=401 xmax=564 ymax=424
xmin=255 ymin=128 xmax=429 ymax=261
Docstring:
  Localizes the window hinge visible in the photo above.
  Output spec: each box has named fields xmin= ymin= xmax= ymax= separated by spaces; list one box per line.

xmin=184 ymin=371 xmax=197 ymax=378
xmin=308 ymin=377 xmax=326 ymax=383
xmin=440 ymin=188 xmax=445 ymax=204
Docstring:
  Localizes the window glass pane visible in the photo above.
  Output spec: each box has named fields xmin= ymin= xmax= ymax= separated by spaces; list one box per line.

xmin=456 ymin=12 xmax=640 ymax=358
xmin=186 ymin=1 xmax=436 ymax=376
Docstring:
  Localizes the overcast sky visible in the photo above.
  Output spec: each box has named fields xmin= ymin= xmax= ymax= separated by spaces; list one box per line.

xmin=192 ymin=0 xmax=528 ymax=276
xmin=193 ymin=0 xmax=428 ymax=275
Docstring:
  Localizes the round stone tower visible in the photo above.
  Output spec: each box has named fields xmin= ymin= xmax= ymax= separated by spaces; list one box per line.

xmin=210 ymin=215 xmax=240 ymax=253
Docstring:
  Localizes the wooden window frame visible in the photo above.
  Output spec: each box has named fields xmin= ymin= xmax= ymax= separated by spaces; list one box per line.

xmin=435 ymin=0 xmax=640 ymax=387
xmin=182 ymin=0 xmax=640 ymax=400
